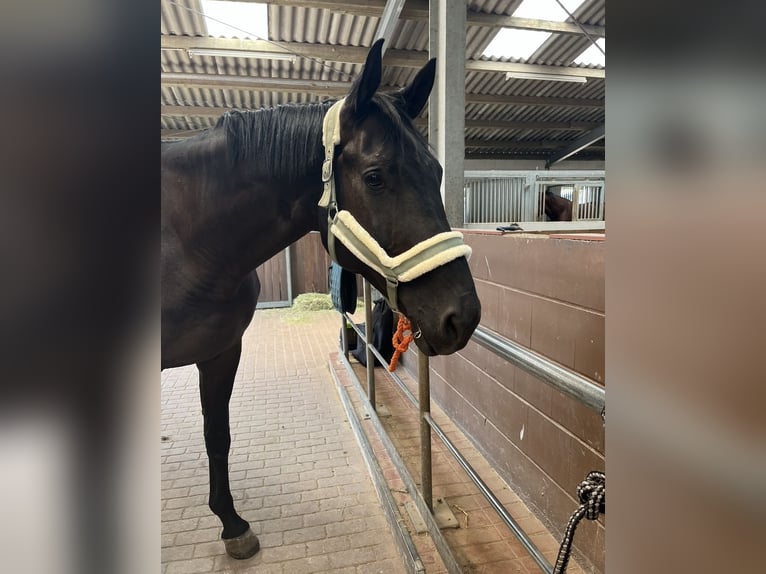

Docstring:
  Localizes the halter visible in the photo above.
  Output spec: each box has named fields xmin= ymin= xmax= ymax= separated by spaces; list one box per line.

xmin=318 ymin=98 xmax=472 ymax=311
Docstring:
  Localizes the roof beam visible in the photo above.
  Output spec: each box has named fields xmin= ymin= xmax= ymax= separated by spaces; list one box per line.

xmin=162 ymin=72 xmax=352 ymax=95
xmin=161 ymin=104 xmax=599 ymax=131
xmin=466 ymin=140 xmax=560 ymax=150
xmin=161 ymin=73 xmax=603 ymax=108
xmin=162 ymin=37 xmax=602 ymax=77
xmin=466 ymin=93 xmax=602 ymax=108
xmin=465 ymin=118 xmax=600 ymax=130
xmin=466 ymin=139 xmax=605 ymax=150
xmin=468 ymin=14 xmax=604 ymax=37
xmin=263 ymin=0 xmax=429 ymax=19
xmin=546 ymin=124 xmax=605 ymax=167
xmin=466 ymin=60 xmax=603 ymax=78
xmin=465 ymin=152 xmax=603 ymax=161
xmin=161 ymin=36 xmax=426 ymax=67
xmin=264 ymin=1 xmax=605 ymax=36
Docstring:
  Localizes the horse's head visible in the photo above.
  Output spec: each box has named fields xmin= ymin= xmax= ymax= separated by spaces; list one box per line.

xmin=320 ymin=39 xmax=480 ymax=356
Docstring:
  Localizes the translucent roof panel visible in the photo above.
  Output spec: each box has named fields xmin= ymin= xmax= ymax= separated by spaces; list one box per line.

xmin=481 ymin=0 xmax=587 ymax=60
xmin=201 ymin=0 xmax=268 ymax=39
xmin=573 ymin=38 xmax=605 ymax=67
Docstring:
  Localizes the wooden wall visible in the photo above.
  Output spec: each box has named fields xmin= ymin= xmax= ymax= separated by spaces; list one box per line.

xmin=402 ymin=231 xmax=605 ymax=573
xmin=290 ymin=231 xmax=333 ymax=296
xmin=255 ymin=248 xmax=289 ymax=304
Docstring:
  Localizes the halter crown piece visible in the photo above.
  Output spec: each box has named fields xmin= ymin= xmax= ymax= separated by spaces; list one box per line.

xmin=319 ymin=99 xmax=472 ymax=311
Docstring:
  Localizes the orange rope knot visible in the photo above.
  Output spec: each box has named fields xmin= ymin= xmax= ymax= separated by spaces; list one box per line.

xmin=388 ymin=314 xmax=414 ymax=372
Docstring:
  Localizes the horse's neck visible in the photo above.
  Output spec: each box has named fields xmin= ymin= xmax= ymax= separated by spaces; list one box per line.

xmin=165 ymin=114 xmax=325 ymax=284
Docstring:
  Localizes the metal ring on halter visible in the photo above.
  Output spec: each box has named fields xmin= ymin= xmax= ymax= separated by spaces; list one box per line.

xmin=413 ymin=328 xmax=422 ymax=339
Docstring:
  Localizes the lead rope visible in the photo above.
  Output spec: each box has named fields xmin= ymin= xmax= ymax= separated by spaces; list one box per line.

xmin=553 ymin=407 xmax=606 ymax=574
xmin=388 ymin=315 xmax=414 ymax=372
xmin=552 ymin=471 xmax=605 ymax=574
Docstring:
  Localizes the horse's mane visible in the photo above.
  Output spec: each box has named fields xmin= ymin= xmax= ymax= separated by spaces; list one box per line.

xmin=215 ymin=93 xmax=430 ymax=183
xmin=216 ymin=100 xmax=332 ymax=183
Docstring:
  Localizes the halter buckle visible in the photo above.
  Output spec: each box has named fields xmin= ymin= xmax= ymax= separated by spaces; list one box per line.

xmin=385 ymin=276 xmax=399 ymax=312
xmin=327 ymin=202 xmax=338 ymax=221
xmin=321 ymin=158 xmax=333 ymax=183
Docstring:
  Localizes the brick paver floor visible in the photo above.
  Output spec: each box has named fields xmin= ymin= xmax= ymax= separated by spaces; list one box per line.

xmin=161 ymin=307 xmax=407 ymax=574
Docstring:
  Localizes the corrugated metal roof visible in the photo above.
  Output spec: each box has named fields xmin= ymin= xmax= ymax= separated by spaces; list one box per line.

xmin=161 ymin=0 xmax=605 ymax=160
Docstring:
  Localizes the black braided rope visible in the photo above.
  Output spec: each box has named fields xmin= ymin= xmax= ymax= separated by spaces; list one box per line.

xmin=552 ymin=471 xmax=605 ymax=574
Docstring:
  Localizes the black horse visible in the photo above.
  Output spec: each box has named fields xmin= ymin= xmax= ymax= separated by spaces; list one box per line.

xmin=161 ymin=40 xmax=481 ymax=559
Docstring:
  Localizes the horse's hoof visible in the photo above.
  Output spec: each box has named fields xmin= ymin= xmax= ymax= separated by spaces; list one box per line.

xmin=223 ymin=528 xmax=260 ymax=559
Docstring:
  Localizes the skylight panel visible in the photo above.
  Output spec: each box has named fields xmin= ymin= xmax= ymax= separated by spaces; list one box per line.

xmin=201 ymin=0 xmax=268 ymax=39
xmin=481 ymin=0 xmax=586 ymax=60
xmin=573 ymin=38 xmax=605 ymax=67
xmin=513 ymin=0 xmax=586 ymax=22
xmin=483 ymin=29 xmax=551 ymax=61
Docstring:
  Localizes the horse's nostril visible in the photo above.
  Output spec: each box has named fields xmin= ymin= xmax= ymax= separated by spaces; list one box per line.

xmin=441 ymin=309 xmax=461 ymax=341
xmin=439 ymin=300 xmax=481 ymax=348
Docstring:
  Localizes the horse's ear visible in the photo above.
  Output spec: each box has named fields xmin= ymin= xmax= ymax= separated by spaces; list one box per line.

xmin=347 ymin=38 xmax=384 ymax=116
xmin=398 ymin=58 xmax=436 ymax=118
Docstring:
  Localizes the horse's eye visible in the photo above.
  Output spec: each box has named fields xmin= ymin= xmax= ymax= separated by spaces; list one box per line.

xmin=364 ymin=172 xmax=384 ymax=191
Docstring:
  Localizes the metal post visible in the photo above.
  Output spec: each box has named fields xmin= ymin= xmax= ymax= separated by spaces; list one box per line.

xmin=363 ymin=279 xmax=376 ymax=409
xmin=340 ymin=314 xmax=349 ymax=358
xmin=418 ymin=350 xmax=433 ymax=511
xmin=285 ymin=245 xmax=293 ymax=305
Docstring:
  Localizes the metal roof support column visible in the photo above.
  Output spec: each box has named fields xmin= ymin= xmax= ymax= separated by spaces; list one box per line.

xmin=427 ymin=0 xmax=439 ymax=156
xmin=374 ymin=0 xmax=407 ymax=53
xmin=546 ymin=124 xmax=605 ymax=168
xmin=433 ymin=0 xmax=466 ymax=227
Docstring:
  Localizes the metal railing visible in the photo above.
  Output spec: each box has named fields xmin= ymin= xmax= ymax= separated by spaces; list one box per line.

xmin=335 ymin=279 xmax=605 ymax=574
xmin=463 ymin=170 xmax=605 ymax=226
xmin=464 ymin=176 xmax=530 ymax=224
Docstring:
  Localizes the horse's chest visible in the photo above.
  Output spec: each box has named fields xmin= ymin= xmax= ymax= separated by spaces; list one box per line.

xmin=161 ymin=271 xmax=259 ymax=368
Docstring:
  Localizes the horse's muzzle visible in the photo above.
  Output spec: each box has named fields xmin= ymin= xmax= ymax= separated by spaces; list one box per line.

xmin=410 ymin=290 xmax=481 ymax=356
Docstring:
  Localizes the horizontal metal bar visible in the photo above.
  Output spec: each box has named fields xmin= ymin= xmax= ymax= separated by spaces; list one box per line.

xmin=424 ymin=413 xmax=553 ymax=574
xmin=464 ymin=170 xmax=605 ymax=179
xmin=342 ymin=312 xmax=419 ymax=407
xmin=472 ymin=326 xmax=605 ymax=413
xmin=333 ymin=374 xmax=425 ymax=573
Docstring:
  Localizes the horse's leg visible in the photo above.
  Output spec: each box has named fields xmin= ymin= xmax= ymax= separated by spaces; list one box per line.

xmin=197 ymin=340 xmax=260 ymax=559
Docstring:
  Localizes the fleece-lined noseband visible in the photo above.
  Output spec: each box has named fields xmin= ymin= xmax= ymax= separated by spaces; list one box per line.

xmin=318 ymin=98 xmax=472 ymax=311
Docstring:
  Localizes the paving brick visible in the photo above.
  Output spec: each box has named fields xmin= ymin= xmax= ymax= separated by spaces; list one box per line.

xmin=260 ymin=542 xmax=306 ymax=563
xmin=161 ymin=544 xmax=194 ymax=562
xmin=162 ymin=518 xmax=200 ymax=535
xmin=280 ymin=500 xmax=320 ymax=518
xmin=190 ymin=541 xmax=224 ymax=559
xmin=305 ymin=535 xmax=351 ymax=556
xmin=164 ymin=557 xmax=214 ymax=574
xmin=329 ymin=547 xmax=380 ymax=569
xmin=325 ymin=517 xmax=367 ymax=537
xmin=280 ymin=555 xmax=332 ymax=573
xmin=173 ymin=527 xmax=220 ymax=547
xmin=283 ymin=524 xmax=327 ymax=545
xmin=259 ymin=515 xmax=303 ymax=534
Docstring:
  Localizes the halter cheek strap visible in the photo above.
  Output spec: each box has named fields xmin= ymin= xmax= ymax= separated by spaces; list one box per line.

xmin=319 ymin=99 xmax=472 ymax=311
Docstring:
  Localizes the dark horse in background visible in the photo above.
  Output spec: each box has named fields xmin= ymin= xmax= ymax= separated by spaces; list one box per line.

xmin=161 ymin=40 xmax=481 ymax=559
xmin=544 ymin=189 xmax=573 ymax=221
